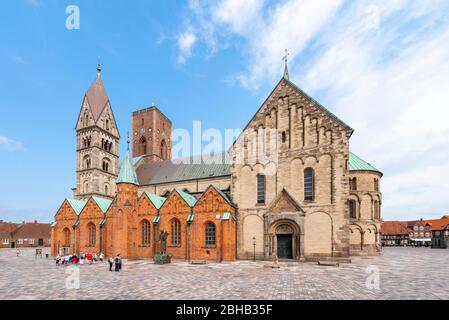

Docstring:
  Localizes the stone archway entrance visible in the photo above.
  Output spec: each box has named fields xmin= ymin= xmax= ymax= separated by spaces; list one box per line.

xmin=269 ymin=220 xmax=301 ymax=260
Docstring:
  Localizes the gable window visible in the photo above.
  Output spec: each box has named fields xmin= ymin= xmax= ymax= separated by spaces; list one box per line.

xmin=205 ymin=222 xmax=216 ymax=247
xmin=349 ymin=200 xmax=357 ymax=219
xmin=106 ymin=119 xmax=110 ymax=131
xmin=88 ymin=223 xmax=96 ymax=246
xmin=304 ymin=168 xmax=315 ymax=201
xmin=257 ymin=174 xmax=266 ymax=205
xmin=141 ymin=220 xmax=151 ymax=246
xmin=170 ymin=219 xmax=181 ymax=246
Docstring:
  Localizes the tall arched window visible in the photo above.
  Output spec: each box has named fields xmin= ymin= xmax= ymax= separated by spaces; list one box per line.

xmin=84 ymin=182 xmax=89 ymax=193
xmin=104 ymin=184 xmax=109 ymax=196
xmin=282 ymin=131 xmax=287 ymax=143
xmin=170 ymin=219 xmax=181 ymax=246
xmin=205 ymin=222 xmax=216 ymax=247
xmin=160 ymin=140 xmax=167 ymax=159
xmin=304 ymin=168 xmax=315 ymax=201
xmin=257 ymin=174 xmax=266 ymax=204
xmin=349 ymin=200 xmax=357 ymax=219
xmin=63 ymin=228 xmax=71 ymax=247
xmin=140 ymin=136 xmax=147 ymax=155
xmin=141 ymin=220 xmax=151 ymax=246
xmin=88 ymin=223 xmax=96 ymax=246
xmin=106 ymin=119 xmax=110 ymax=131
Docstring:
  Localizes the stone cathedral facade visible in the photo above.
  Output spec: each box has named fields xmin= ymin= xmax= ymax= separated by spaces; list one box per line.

xmin=51 ymin=65 xmax=383 ymax=262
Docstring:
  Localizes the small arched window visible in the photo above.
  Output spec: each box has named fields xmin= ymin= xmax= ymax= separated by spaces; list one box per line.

xmin=304 ymin=168 xmax=315 ymax=201
xmin=140 ymin=136 xmax=147 ymax=155
xmin=350 ymin=178 xmax=357 ymax=191
xmin=104 ymin=184 xmax=109 ymax=196
xmin=282 ymin=131 xmax=286 ymax=143
xmin=349 ymin=200 xmax=357 ymax=219
xmin=205 ymin=222 xmax=216 ymax=247
xmin=257 ymin=174 xmax=266 ymax=205
xmin=170 ymin=219 xmax=181 ymax=246
xmin=374 ymin=179 xmax=379 ymax=192
xmin=88 ymin=223 xmax=96 ymax=246
xmin=106 ymin=119 xmax=110 ymax=131
xmin=141 ymin=220 xmax=151 ymax=246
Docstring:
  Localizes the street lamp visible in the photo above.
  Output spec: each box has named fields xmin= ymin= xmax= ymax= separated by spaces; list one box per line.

xmin=252 ymin=237 xmax=256 ymax=262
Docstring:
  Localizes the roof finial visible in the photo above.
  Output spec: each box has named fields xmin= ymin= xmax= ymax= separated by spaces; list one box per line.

xmin=127 ymin=131 xmax=130 ymax=152
xmin=97 ymin=56 xmax=101 ymax=77
xmin=282 ymin=49 xmax=290 ymax=80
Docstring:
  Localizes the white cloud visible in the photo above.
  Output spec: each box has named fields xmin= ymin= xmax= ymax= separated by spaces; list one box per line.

xmin=183 ymin=0 xmax=449 ymax=220
xmin=0 ymin=135 xmax=25 ymax=151
xmin=177 ymin=27 xmax=197 ymax=64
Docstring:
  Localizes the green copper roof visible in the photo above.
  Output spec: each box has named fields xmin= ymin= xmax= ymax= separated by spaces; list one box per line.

xmin=176 ymin=189 xmax=197 ymax=207
xmin=143 ymin=192 xmax=166 ymax=210
xmin=215 ymin=187 xmax=237 ymax=208
xmin=67 ymin=199 xmax=88 ymax=216
xmin=117 ymin=151 xmax=139 ymax=185
xmin=349 ymin=152 xmax=381 ymax=174
xmin=91 ymin=196 xmax=113 ymax=214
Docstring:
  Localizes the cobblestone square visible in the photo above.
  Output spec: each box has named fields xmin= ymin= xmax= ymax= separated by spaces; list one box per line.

xmin=0 ymin=247 xmax=447 ymax=300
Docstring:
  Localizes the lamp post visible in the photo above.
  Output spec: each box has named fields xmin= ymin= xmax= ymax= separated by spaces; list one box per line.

xmin=252 ymin=237 xmax=256 ymax=262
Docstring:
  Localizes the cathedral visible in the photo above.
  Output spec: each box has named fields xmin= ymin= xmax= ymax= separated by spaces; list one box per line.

xmin=51 ymin=63 xmax=383 ymax=262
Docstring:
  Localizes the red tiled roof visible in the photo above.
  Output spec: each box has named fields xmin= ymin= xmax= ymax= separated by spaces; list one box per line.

xmin=0 ymin=222 xmax=19 ymax=238
xmin=381 ymin=221 xmax=410 ymax=235
xmin=12 ymin=223 xmax=51 ymax=239
xmin=422 ymin=217 xmax=449 ymax=231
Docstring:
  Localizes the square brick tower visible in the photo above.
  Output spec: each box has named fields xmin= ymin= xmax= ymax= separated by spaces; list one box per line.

xmin=132 ymin=106 xmax=172 ymax=162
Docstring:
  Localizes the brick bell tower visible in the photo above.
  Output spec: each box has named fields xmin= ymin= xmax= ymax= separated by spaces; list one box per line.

xmin=132 ymin=105 xmax=172 ymax=162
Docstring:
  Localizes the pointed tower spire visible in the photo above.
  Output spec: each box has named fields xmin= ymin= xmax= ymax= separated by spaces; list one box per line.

xmin=282 ymin=49 xmax=290 ymax=80
xmin=127 ymin=131 xmax=130 ymax=152
xmin=117 ymin=134 xmax=139 ymax=186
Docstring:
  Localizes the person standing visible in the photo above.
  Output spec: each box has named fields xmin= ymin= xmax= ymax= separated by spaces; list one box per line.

xmin=99 ymin=252 xmax=104 ymax=262
xmin=108 ymin=256 xmax=114 ymax=271
xmin=56 ymin=254 xmax=61 ymax=266
xmin=114 ymin=254 xmax=122 ymax=272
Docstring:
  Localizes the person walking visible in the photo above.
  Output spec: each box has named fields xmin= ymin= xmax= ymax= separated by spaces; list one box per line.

xmin=114 ymin=254 xmax=122 ymax=272
xmin=99 ymin=253 xmax=104 ymax=262
xmin=56 ymin=254 xmax=61 ymax=266
xmin=108 ymin=256 xmax=114 ymax=271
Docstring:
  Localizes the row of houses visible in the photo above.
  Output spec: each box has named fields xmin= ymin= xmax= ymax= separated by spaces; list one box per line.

xmin=0 ymin=220 xmax=51 ymax=248
xmin=381 ymin=216 xmax=449 ymax=248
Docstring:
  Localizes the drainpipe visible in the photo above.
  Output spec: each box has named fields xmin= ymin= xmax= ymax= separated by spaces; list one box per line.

xmin=235 ymin=208 xmax=238 ymax=261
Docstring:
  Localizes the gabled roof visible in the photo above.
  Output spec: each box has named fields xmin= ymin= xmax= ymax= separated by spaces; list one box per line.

xmin=349 ymin=152 xmax=382 ymax=175
xmin=91 ymin=196 xmax=113 ymax=214
xmin=85 ymin=74 xmax=110 ymax=123
xmin=268 ymin=188 xmax=304 ymax=213
xmin=142 ymin=192 xmax=166 ymax=210
xmin=231 ymin=77 xmax=353 ymax=149
xmin=381 ymin=221 xmax=410 ymax=235
xmin=117 ymin=151 xmax=139 ymax=185
xmin=197 ymin=185 xmax=236 ymax=209
xmin=12 ymin=223 xmax=51 ymax=239
xmin=67 ymin=199 xmax=88 ymax=216
xmin=175 ymin=189 xmax=197 ymax=208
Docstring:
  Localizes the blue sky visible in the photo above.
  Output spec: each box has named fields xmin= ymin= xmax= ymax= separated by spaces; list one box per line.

xmin=1 ymin=0 xmax=449 ymax=223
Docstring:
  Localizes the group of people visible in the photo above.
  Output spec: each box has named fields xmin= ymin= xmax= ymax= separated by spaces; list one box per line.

xmin=55 ymin=252 xmax=122 ymax=272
